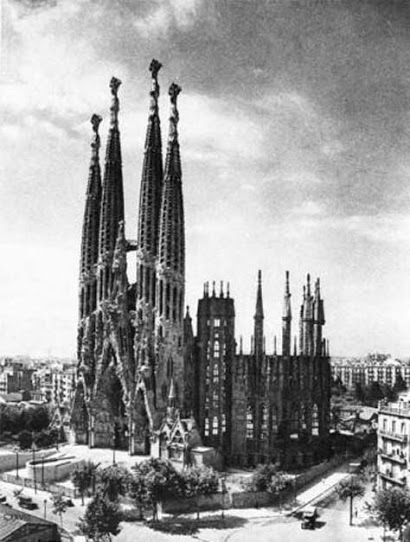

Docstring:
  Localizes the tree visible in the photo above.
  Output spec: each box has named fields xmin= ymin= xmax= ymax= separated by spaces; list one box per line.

xmin=97 ymin=465 xmax=130 ymax=503
xmin=354 ymin=383 xmax=366 ymax=404
xmin=181 ymin=466 xmax=220 ymax=520
xmin=51 ymin=491 xmax=68 ymax=527
xmin=78 ymin=491 xmax=122 ymax=542
xmin=247 ymin=463 xmax=278 ymax=492
xmin=267 ymin=472 xmax=291 ymax=511
xmin=128 ymin=467 xmax=148 ymax=520
xmin=136 ymin=458 xmax=181 ymax=521
xmin=373 ymin=487 xmax=410 ymax=541
xmin=18 ymin=430 xmax=32 ymax=450
xmin=336 ymin=475 xmax=365 ymax=526
xmin=72 ymin=461 xmax=97 ymax=505
xmin=394 ymin=374 xmax=408 ymax=397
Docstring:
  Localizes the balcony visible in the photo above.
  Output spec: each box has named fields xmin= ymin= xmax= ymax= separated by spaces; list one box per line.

xmin=379 ymin=405 xmax=410 ymax=418
xmin=380 ymin=453 xmax=407 ymax=465
xmin=379 ymin=430 xmax=408 ymax=443
xmin=379 ymin=472 xmax=406 ymax=486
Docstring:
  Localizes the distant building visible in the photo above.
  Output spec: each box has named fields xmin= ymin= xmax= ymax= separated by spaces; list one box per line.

xmin=0 ymin=503 xmax=60 ymax=542
xmin=332 ymin=357 xmax=409 ymax=390
xmin=0 ymin=365 xmax=34 ymax=395
xmin=377 ymin=392 xmax=410 ymax=490
xmin=32 ymin=367 xmax=76 ymax=405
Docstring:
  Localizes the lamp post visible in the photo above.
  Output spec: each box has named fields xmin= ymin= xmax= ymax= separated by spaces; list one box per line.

xmin=44 ymin=499 xmax=47 ymax=519
xmin=41 ymin=454 xmax=45 ymax=488
xmin=14 ymin=448 xmax=19 ymax=479
xmin=112 ymin=424 xmax=117 ymax=466
xmin=32 ymin=444 xmax=37 ymax=494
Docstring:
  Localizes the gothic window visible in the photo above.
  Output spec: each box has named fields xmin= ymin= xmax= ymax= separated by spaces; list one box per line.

xmin=166 ymin=283 xmax=171 ymax=319
xmin=222 ymin=413 xmax=226 ymax=433
xmin=172 ymin=286 xmax=178 ymax=321
xmin=261 ymin=404 xmax=268 ymax=440
xmin=205 ymin=418 xmax=210 ymax=436
xmin=167 ymin=358 xmax=173 ymax=378
xmin=174 ymin=430 xmax=183 ymax=444
xmin=159 ymin=280 xmax=164 ymax=316
xmin=212 ymin=416 xmax=218 ymax=435
xmin=214 ymin=342 xmax=220 ymax=359
xmin=290 ymin=405 xmax=299 ymax=435
xmin=213 ymin=364 xmax=219 ymax=379
xmin=246 ymin=407 xmax=254 ymax=439
xmin=312 ymin=404 xmax=319 ymax=436
xmin=271 ymin=406 xmax=278 ymax=433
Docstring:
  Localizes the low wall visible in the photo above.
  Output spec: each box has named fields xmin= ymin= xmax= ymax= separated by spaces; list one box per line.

xmin=0 ymin=450 xmax=55 ymax=473
xmin=1 ymin=472 xmax=79 ymax=499
xmin=162 ymin=493 xmax=229 ymax=514
xmin=27 ymin=456 xmax=83 ymax=483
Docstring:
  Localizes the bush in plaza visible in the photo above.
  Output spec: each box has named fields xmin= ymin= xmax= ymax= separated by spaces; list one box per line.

xmin=179 ymin=465 xmax=220 ymax=520
xmin=78 ymin=491 xmax=122 ymax=542
xmin=18 ymin=429 xmax=33 ymax=449
xmin=246 ymin=463 xmax=279 ymax=492
xmin=71 ymin=461 xmax=98 ymax=505
xmin=96 ymin=465 xmax=131 ymax=503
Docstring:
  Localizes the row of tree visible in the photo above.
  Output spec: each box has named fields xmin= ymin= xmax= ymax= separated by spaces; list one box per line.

xmin=69 ymin=458 xmax=222 ymax=541
xmin=0 ymin=404 xmax=50 ymax=435
xmin=331 ymin=375 xmax=408 ymax=407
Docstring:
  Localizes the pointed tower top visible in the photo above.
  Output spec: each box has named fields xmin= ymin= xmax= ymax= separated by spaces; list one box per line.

xmin=185 ymin=305 xmax=190 ymax=318
xmin=149 ymin=59 xmax=162 ymax=114
xmin=227 ymin=282 xmax=230 ymax=298
xmin=306 ymin=273 xmax=311 ymax=295
xmin=149 ymin=58 xmax=162 ymax=79
xmin=282 ymin=270 xmax=292 ymax=320
xmin=293 ymin=336 xmax=297 ymax=356
xmin=109 ymin=77 xmax=121 ymax=128
xmin=239 ymin=335 xmax=243 ymax=354
xmin=90 ymin=114 xmax=102 ymax=163
xmin=255 ymin=269 xmax=264 ymax=319
xmin=167 ymin=82 xmax=182 ymax=144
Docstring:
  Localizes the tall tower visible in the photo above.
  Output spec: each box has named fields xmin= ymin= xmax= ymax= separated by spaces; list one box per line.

xmin=313 ymin=278 xmax=325 ymax=355
xmin=79 ymin=115 xmax=102 ymax=320
xmin=196 ymin=282 xmax=235 ymax=451
xmin=97 ymin=77 xmax=124 ymax=304
xmin=282 ymin=271 xmax=292 ymax=356
xmin=136 ymin=60 xmax=163 ymax=340
xmin=301 ymin=274 xmax=314 ymax=355
xmin=155 ymin=83 xmax=185 ymax=416
xmin=254 ymin=270 xmax=264 ymax=362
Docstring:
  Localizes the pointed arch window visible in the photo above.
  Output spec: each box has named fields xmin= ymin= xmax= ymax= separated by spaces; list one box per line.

xmin=205 ymin=418 xmax=210 ymax=436
xmin=271 ymin=406 xmax=278 ymax=434
xmin=261 ymin=404 xmax=268 ymax=440
xmin=212 ymin=416 xmax=218 ymax=435
xmin=312 ymin=404 xmax=319 ymax=436
xmin=246 ymin=407 xmax=254 ymax=439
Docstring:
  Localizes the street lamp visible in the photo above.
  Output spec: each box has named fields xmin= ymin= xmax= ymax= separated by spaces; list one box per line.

xmin=32 ymin=443 xmax=37 ymax=494
xmin=14 ymin=447 xmax=19 ymax=479
xmin=41 ymin=454 xmax=45 ymax=488
xmin=112 ymin=424 xmax=117 ymax=465
xmin=43 ymin=499 xmax=47 ymax=519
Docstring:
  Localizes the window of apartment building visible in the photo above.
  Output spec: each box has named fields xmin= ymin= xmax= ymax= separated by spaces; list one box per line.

xmin=392 ymin=420 xmax=396 ymax=433
xmin=312 ymin=404 xmax=319 ymax=436
xmin=402 ymin=422 xmax=406 ymax=435
xmin=205 ymin=418 xmax=210 ymax=436
xmin=383 ymin=418 xmax=387 ymax=431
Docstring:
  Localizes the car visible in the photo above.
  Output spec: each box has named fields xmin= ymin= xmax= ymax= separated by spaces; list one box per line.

xmin=0 ymin=494 xmax=7 ymax=504
xmin=301 ymin=506 xmax=318 ymax=530
xmin=64 ymin=498 xmax=74 ymax=507
xmin=18 ymin=496 xmax=38 ymax=510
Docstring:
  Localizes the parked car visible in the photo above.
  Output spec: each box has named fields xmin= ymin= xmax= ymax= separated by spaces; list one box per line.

xmin=0 ymin=494 xmax=7 ymax=504
xmin=301 ymin=506 xmax=318 ymax=529
xmin=18 ymin=496 xmax=37 ymax=510
xmin=64 ymin=498 xmax=74 ymax=507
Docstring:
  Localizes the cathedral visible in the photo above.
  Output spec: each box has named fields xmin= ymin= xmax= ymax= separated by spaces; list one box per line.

xmin=71 ymin=60 xmax=331 ymax=469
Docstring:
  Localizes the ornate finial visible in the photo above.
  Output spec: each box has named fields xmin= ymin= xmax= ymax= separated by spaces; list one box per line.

xmin=285 ymin=270 xmax=290 ymax=294
xmin=149 ymin=59 xmax=162 ymax=79
xmin=186 ymin=305 xmax=190 ymax=317
xmin=90 ymin=114 xmax=102 ymax=160
xmin=149 ymin=59 xmax=162 ymax=114
xmin=258 ymin=270 xmax=262 ymax=286
xmin=239 ymin=336 xmax=243 ymax=354
xmin=109 ymin=77 xmax=121 ymax=127
xmin=274 ymin=335 xmax=277 ymax=355
xmin=227 ymin=282 xmax=230 ymax=297
xmin=91 ymin=114 xmax=102 ymax=133
xmin=212 ymin=281 xmax=216 ymax=296
xmin=169 ymin=82 xmax=182 ymax=104
xmin=220 ymin=281 xmax=224 ymax=297
xmin=306 ymin=273 xmax=311 ymax=295
xmin=168 ymin=82 xmax=182 ymax=142
xmin=294 ymin=336 xmax=297 ymax=356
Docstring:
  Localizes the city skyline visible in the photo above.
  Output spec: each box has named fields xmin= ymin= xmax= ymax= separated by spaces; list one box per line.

xmin=1 ymin=0 xmax=410 ymax=358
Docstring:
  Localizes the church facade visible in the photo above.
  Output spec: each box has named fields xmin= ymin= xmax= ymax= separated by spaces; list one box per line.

xmin=71 ymin=60 xmax=331 ymax=468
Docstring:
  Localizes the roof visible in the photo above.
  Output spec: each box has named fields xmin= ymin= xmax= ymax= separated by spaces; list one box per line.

xmin=0 ymin=503 xmax=57 ymax=541
xmin=358 ymin=406 xmax=378 ymax=421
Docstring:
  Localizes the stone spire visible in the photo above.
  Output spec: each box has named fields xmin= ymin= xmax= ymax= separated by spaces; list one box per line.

xmin=301 ymin=274 xmax=314 ymax=355
xmin=157 ymin=83 xmax=185 ymax=279
xmin=282 ymin=270 xmax=292 ymax=356
xmin=136 ymin=60 xmax=164 ymax=309
xmin=155 ymin=82 xmax=185 ymax=419
xmin=313 ymin=278 xmax=325 ymax=356
xmin=254 ymin=270 xmax=264 ymax=356
xmin=79 ymin=114 xmax=102 ymax=319
xmin=97 ymin=77 xmax=124 ymax=303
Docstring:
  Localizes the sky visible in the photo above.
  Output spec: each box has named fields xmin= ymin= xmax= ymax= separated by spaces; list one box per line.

xmin=1 ymin=0 xmax=410 ymax=358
